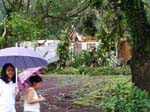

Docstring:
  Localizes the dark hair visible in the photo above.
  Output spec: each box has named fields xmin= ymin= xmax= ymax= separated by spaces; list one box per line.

xmin=1 ymin=63 xmax=16 ymax=83
xmin=29 ymin=75 xmax=42 ymax=86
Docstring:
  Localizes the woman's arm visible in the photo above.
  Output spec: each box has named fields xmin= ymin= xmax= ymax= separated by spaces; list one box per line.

xmin=26 ymin=89 xmax=45 ymax=104
xmin=16 ymin=92 xmax=20 ymax=102
xmin=16 ymin=87 xmax=20 ymax=102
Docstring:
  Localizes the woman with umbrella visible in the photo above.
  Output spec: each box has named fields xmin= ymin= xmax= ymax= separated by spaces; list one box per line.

xmin=0 ymin=47 xmax=48 ymax=112
xmin=0 ymin=63 xmax=20 ymax=112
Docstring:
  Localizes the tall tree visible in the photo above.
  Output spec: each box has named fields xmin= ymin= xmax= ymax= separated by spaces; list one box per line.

xmin=121 ymin=0 xmax=150 ymax=91
xmin=93 ymin=0 xmax=150 ymax=91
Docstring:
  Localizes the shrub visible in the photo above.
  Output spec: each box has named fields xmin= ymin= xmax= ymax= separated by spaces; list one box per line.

xmin=55 ymin=67 xmax=79 ymax=75
xmin=88 ymin=66 xmax=131 ymax=76
xmin=101 ymin=83 xmax=150 ymax=112
xmin=57 ymin=30 xmax=70 ymax=68
xmin=78 ymin=66 xmax=91 ymax=75
xmin=51 ymin=66 xmax=131 ymax=76
xmin=72 ymin=50 xmax=93 ymax=67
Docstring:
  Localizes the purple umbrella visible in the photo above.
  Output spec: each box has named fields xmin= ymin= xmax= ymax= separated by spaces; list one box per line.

xmin=0 ymin=47 xmax=48 ymax=84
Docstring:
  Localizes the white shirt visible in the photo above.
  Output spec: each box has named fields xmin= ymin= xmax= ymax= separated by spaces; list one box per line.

xmin=24 ymin=87 xmax=40 ymax=112
xmin=0 ymin=79 xmax=16 ymax=112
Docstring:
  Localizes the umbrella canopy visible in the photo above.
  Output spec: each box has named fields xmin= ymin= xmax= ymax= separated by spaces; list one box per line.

xmin=31 ymin=45 xmax=59 ymax=64
xmin=18 ymin=66 xmax=44 ymax=89
xmin=0 ymin=47 xmax=48 ymax=68
xmin=19 ymin=66 xmax=44 ymax=84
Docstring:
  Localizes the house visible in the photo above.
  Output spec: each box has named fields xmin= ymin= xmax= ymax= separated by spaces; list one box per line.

xmin=19 ymin=25 xmax=100 ymax=64
xmin=69 ymin=25 xmax=99 ymax=53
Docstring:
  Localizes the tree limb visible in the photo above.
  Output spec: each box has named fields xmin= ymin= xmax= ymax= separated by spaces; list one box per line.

xmin=27 ymin=0 xmax=30 ymax=11
xmin=43 ymin=0 xmax=92 ymax=20
xmin=2 ymin=0 xmax=8 ymax=11
xmin=2 ymin=16 xmax=7 ymax=38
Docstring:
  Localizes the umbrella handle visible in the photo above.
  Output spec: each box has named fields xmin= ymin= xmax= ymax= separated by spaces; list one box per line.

xmin=15 ymin=42 xmax=18 ymax=86
xmin=16 ymin=68 xmax=18 ymax=85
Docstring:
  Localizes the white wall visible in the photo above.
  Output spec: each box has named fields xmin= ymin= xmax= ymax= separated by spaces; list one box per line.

xmin=19 ymin=40 xmax=100 ymax=64
xmin=19 ymin=40 xmax=59 ymax=64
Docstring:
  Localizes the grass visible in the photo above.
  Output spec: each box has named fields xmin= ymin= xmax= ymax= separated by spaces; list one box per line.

xmin=46 ymin=74 xmax=131 ymax=108
xmin=49 ymin=66 xmax=131 ymax=76
xmin=71 ymin=75 xmax=131 ymax=108
xmin=47 ymin=66 xmax=131 ymax=108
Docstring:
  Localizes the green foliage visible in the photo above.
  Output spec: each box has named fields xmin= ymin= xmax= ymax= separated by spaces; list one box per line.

xmin=78 ymin=66 xmax=90 ymax=75
xmin=145 ymin=1 xmax=150 ymax=24
xmin=0 ymin=12 xmax=48 ymax=47
xmin=8 ymin=13 xmax=39 ymax=40
xmin=55 ymin=67 xmax=79 ymax=75
xmin=88 ymin=66 xmax=131 ymax=76
xmin=72 ymin=75 xmax=130 ymax=108
xmin=102 ymin=83 xmax=150 ymax=112
xmin=52 ymin=66 xmax=131 ymax=76
xmin=30 ymin=0 xmax=92 ymax=37
xmin=57 ymin=44 xmax=99 ymax=69
xmin=57 ymin=30 xmax=70 ymax=68
xmin=96 ymin=43 xmax=112 ymax=66
xmin=72 ymin=50 xmax=93 ymax=67
xmin=78 ymin=9 xmax=99 ymax=37
xmin=0 ymin=37 xmax=4 ymax=48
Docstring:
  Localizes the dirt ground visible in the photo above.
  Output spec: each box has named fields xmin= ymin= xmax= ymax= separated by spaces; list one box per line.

xmin=16 ymin=76 xmax=101 ymax=112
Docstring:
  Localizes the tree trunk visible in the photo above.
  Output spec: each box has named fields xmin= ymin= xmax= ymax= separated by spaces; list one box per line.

xmin=121 ymin=0 xmax=150 ymax=91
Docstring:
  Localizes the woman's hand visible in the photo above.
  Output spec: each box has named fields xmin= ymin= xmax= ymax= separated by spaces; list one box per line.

xmin=39 ymin=95 xmax=46 ymax=102
xmin=16 ymin=87 xmax=20 ymax=93
xmin=26 ymin=89 xmax=46 ymax=104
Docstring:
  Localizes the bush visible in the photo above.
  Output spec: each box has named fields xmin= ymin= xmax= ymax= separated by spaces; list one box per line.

xmin=101 ymin=83 xmax=150 ymax=112
xmin=55 ymin=67 xmax=79 ymax=75
xmin=78 ymin=66 xmax=91 ymax=75
xmin=72 ymin=50 xmax=93 ymax=67
xmin=51 ymin=66 xmax=131 ymax=76
xmin=57 ymin=30 xmax=70 ymax=68
xmin=88 ymin=66 xmax=131 ymax=76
